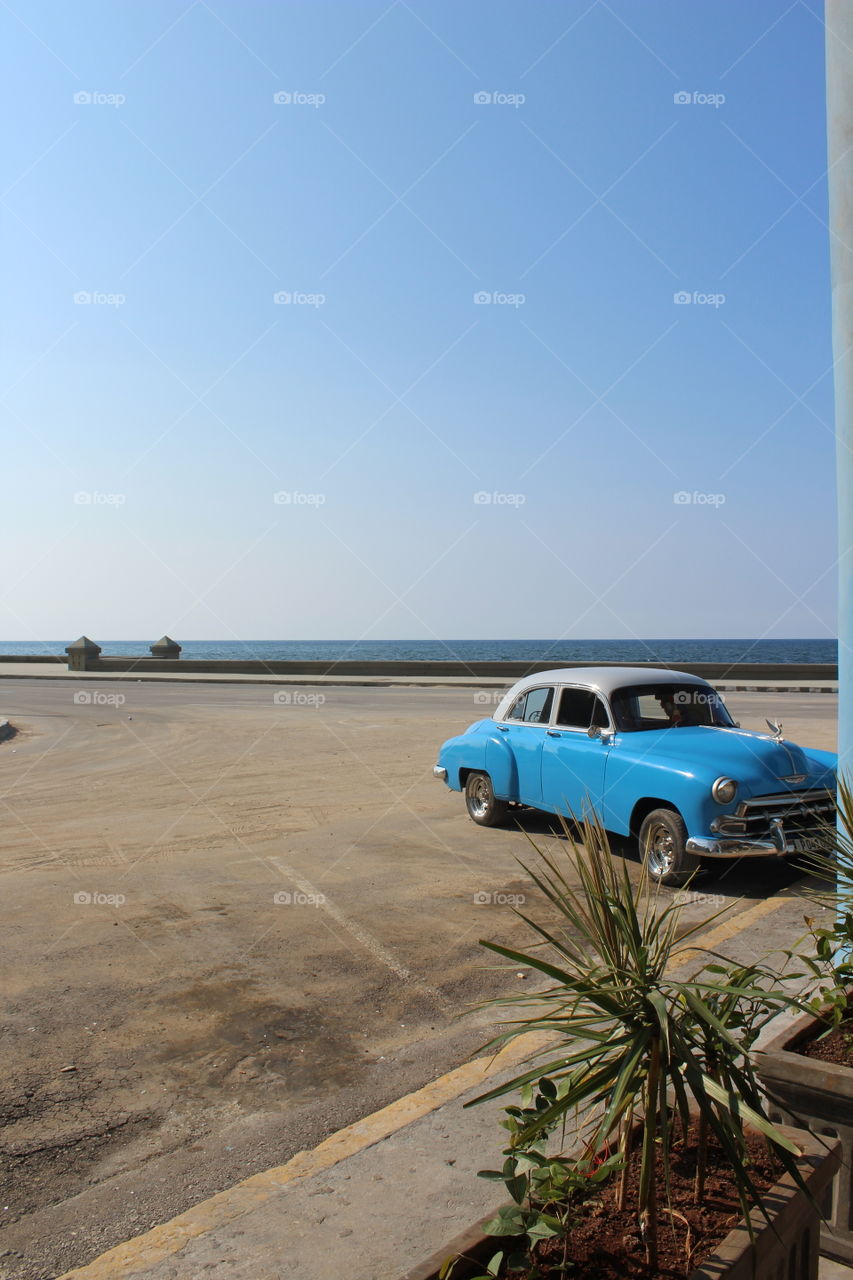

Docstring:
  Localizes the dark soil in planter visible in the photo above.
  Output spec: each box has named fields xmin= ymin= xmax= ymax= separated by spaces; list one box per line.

xmin=490 ymin=1126 xmax=780 ymax=1280
xmin=797 ymin=1014 xmax=853 ymax=1067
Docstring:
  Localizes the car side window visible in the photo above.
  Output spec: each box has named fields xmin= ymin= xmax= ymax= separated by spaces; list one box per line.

xmin=506 ymin=692 xmax=527 ymax=720
xmin=522 ymin=686 xmax=554 ymax=724
xmin=556 ymin=688 xmax=609 ymax=730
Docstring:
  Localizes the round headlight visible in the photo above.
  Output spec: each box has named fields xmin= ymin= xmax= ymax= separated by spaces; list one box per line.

xmin=712 ymin=776 xmax=738 ymax=805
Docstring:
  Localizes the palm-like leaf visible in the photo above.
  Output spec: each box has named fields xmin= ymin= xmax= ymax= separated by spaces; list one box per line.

xmin=466 ymin=813 xmax=809 ymax=1269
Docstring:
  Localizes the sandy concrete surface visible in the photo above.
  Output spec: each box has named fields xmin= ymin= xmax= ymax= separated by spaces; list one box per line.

xmin=0 ymin=681 xmax=837 ymax=1280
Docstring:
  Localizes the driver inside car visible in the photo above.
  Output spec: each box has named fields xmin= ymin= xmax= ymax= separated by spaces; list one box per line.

xmin=656 ymin=690 xmax=686 ymax=726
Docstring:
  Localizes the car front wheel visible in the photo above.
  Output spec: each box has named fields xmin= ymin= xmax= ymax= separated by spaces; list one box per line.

xmin=464 ymin=772 xmax=508 ymax=827
xmin=638 ymin=808 xmax=701 ymax=886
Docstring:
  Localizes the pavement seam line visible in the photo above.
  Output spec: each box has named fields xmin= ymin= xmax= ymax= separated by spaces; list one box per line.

xmin=57 ymin=893 xmax=791 ymax=1279
xmin=269 ymin=857 xmax=413 ymax=981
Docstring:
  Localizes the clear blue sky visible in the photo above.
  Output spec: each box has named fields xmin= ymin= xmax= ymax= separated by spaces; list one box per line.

xmin=1 ymin=0 xmax=837 ymax=642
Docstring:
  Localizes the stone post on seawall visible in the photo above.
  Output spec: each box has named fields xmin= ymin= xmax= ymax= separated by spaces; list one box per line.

xmin=65 ymin=636 xmax=101 ymax=671
xmin=827 ymin=2 xmax=853 ymax=776
xmin=149 ymin=636 xmax=182 ymax=660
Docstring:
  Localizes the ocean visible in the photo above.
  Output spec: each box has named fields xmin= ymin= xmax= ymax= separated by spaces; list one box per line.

xmin=0 ymin=639 xmax=837 ymax=663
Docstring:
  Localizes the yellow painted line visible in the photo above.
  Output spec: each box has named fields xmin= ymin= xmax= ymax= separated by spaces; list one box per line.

xmin=58 ymin=891 xmax=791 ymax=1279
xmin=669 ymin=892 xmax=791 ymax=970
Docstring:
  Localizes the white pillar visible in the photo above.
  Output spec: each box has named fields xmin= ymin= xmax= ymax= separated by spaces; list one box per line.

xmin=826 ymin=1 xmax=853 ymax=774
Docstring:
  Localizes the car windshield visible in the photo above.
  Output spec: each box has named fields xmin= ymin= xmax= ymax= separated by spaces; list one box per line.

xmin=609 ymin=683 xmax=735 ymax=732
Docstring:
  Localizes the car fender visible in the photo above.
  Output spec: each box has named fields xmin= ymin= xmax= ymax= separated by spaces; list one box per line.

xmin=603 ymin=752 xmax=712 ymax=837
xmin=437 ymin=721 xmax=518 ymax=798
xmin=802 ymin=747 xmax=838 ymax=775
xmin=484 ymin=732 xmax=518 ymax=799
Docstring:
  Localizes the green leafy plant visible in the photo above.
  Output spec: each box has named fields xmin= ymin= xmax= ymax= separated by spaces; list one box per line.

xmin=465 ymin=814 xmax=807 ymax=1273
xmin=792 ymin=773 xmax=853 ymax=1029
xmin=481 ymin=1079 xmax=621 ymax=1257
xmin=440 ymin=1076 xmax=622 ymax=1279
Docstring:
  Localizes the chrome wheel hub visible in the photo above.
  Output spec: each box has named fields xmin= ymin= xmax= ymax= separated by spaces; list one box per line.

xmin=645 ymin=822 xmax=675 ymax=877
xmin=468 ymin=777 xmax=490 ymax=818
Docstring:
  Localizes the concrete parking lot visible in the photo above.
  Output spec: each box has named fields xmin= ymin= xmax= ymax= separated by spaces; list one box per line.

xmin=0 ymin=680 xmax=837 ymax=1279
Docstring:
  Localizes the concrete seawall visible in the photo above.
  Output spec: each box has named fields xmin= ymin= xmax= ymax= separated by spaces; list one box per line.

xmin=0 ymin=655 xmax=838 ymax=682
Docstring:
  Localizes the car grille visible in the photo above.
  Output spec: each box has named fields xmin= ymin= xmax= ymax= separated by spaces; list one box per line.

xmin=734 ymin=788 xmax=835 ymax=838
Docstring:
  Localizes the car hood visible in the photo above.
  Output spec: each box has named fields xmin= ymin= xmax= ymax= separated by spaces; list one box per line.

xmin=616 ymin=725 xmax=834 ymax=791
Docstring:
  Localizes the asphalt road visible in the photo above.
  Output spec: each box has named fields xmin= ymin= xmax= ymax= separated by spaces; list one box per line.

xmin=0 ymin=680 xmax=837 ymax=1280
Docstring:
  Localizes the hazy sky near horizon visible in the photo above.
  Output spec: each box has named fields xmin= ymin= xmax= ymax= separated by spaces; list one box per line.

xmin=2 ymin=0 xmax=837 ymax=643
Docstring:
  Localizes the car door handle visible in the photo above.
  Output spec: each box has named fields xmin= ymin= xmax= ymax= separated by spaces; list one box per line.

xmin=496 ymin=724 xmax=510 ymax=732
xmin=546 ymin=730 xmax=562 ymax=737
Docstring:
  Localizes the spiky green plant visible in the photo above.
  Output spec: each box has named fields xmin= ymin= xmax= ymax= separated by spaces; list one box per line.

xmin=793 ymin=773 xmax=853 ymax=1024
xmin=466 ymin=815 xmax=807 ymax=1271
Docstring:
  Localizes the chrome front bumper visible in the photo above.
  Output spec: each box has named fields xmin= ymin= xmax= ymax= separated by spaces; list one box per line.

xmin=686 ymin=818 xmax=815 ymax=859
xmin=433 ymin=764 xmax=447 ymax=781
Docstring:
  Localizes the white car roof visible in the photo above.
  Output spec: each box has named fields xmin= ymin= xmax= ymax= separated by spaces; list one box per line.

xmin=492 ymin=665 xmax=712 ymax=720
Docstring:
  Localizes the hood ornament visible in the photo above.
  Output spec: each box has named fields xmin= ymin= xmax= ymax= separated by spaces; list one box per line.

xmin=766 ymin=719 xmax=784 ymax=743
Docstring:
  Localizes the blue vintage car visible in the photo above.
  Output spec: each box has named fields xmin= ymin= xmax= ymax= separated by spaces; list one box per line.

xmin=433 ymin=666 xmax=837 ymax=885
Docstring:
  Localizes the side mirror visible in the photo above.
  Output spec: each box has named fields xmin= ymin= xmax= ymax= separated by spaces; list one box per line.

xmin=587 ymin=725 xmax=602 ymax=739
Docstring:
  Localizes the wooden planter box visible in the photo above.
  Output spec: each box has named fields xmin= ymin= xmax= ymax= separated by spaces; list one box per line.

xmin=756 ymin=1008 xmax=853 ymax=1265
xmin=401 ymin=1125 xmax=839 ymax=1280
